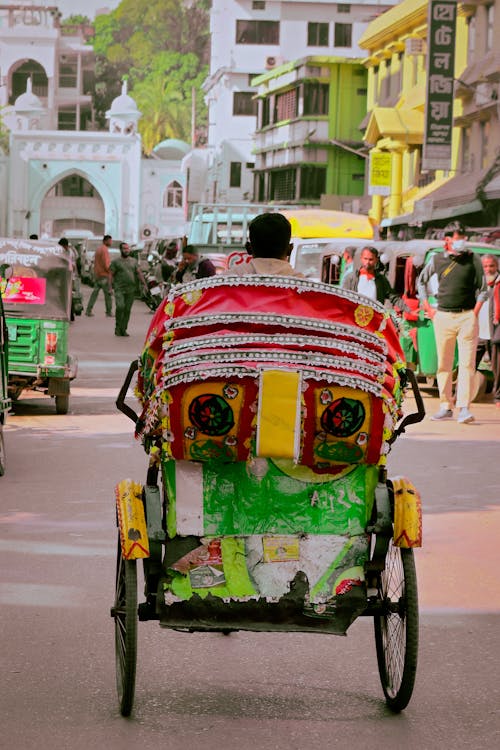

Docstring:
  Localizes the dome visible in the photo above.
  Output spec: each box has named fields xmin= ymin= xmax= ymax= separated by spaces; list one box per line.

xmin=152 ymin=138 xmax=191 ymax=160
xmin=105 ymin=79 xmax=141 ymax=119
xmin=14 ymin=78 xmax=44 ymax=114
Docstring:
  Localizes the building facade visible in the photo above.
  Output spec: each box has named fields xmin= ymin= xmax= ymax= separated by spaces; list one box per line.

xmin=252 ymin=56 xmax=368 ymax=207
xmin=202 ymin=0 xmax=398 ymax=204
xmin=0 ymin=4 xmax=189 ymax=242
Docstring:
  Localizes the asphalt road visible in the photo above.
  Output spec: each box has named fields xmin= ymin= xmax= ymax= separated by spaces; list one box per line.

xmin=1 ymin=294 xmax=499 ymax=749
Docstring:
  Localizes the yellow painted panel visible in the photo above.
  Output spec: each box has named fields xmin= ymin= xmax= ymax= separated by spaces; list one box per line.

xmin=115 ymin=479 xmax=150 ymax=559
xmin=256 ymin=369 xmax=301 ymax=460
xmin=391 ymin=476 xmax=422 ymax=548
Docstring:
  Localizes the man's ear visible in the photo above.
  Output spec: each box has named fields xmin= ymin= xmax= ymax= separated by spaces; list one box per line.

xmin=286 ymin=242 xmax=293 ymax=258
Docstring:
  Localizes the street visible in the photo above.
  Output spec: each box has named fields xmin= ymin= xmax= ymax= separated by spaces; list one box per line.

xmin=1 ymin=294 xmax=500 ymax=750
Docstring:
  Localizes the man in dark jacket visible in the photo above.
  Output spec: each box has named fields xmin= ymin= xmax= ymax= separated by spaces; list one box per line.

xmin=175 ymin=245 xmax=216 ymax=283
xmin=342 ymin=245 xmax=408 ymax=311
xmin=417 ymin=222 xmax=488 ymax=423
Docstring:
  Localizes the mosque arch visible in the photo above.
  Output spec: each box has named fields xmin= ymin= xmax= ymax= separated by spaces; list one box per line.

xmin=31 ymin=167 xmax=119 ymax=238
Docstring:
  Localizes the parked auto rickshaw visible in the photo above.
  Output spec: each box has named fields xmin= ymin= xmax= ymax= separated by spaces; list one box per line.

xmin=0 ymin=288 xmax=9 ymax=475
xmin=0 ymin=238 xmax=78 ymax=414
xmin=401 ymin=241 xmax=500 ymax=397
xmin=113 ymin=274 xmax=425 ymax=716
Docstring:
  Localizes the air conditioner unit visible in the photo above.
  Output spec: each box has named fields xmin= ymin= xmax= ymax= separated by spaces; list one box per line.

xmin=141 ymin=224 xmax=158 ymax=240
xmin=265 ymin=55 xmax=284 ymax=70
xmin=405 ymin=37 xmax=425 ymax=56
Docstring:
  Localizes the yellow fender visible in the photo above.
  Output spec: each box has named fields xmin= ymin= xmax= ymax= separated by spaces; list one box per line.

xmin=389 ymin=476 xmax=422 ymax=548
xmin=115 ymin=479 xmax=150 ymax=560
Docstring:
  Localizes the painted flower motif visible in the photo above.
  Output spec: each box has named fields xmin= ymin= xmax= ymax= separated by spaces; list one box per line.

xmin=223 ymin=384 xmax=239 ymax=399
xmin=224 ymin=435 xmax=238 ymax=446
xmin=181 ymin=289 xmax=202 ymax=305
xmin=184 ymin=426 xmax=197 ymax=440
xmin=356 ymin=431 xmax=368 ymax=446
xmin=319 ymin=388 xmax=333 ymax=405
xmin=162 ymin=429 xmax=175 ymax=442
xmin=354 ymin=304 xmax=374 ymax=327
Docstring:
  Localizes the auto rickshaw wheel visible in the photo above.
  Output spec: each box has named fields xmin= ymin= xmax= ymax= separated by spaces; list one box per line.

xmin=113 ymin=538 xmax=138 ymax=717
xmin=0 ymin=426 xmax=5 ymax=476
xmin=55 ymin=394 xmax=69 ymax=415
xmin=374 ymin=541 xmax=418 ymax=712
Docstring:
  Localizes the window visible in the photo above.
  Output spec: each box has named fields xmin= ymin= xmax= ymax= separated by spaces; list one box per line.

xmin=230 ymin=162 xmax=242 ymax=188
xmin=303 ymin=83 xmax=329 ymax=115
xmin=163 ymin=181 xmax=183 ymax=208
xmin=246 ymin=162 xmax=255 ymax=169
xmin=356 ymin=88 xmax=367 ymax=96
xmin=480 ymin=120 xmax=490 ymax=169
xmin=236 ymin=19 xmax=279 ymax=44
xmin=337 ymin=3 xmax=351 ymax=12
xmin=373 ymin=66 xmax=379 ymax=100
xmin=383 ymin=57 xmax=392 ymax=99
xmin=52 ymin=175 xmax=95 ymax=197
xmin=58 ymin=107 xmax=77 ymax=130
xmin=270 ymin=169 xmax=296 ymax=201
xmin=300 ymin=166 xmax=326 ymax=199
xmin=261 ymin=97 xmax=271 ymax=127
xmin=233 ymin=92 xmax=258 ymax=116
xmin=467 ymin=15 xmax=476 ymax=62
xmin=307 ymin=22 xmax=329 ymax=46
xmin=252 ymin=0 xmax=265 ymax=8
xmin=59 ymin=57 xmax=78 ymax=88
xmin=461 ymin=126 xmax=471 ymax=171
xmin=274 ymin=89 xmax=297 ymax=122
xmin=486 ymin=5 xmax=494 ymax=52
xmin=334 ymin=22 xmax=352 ymax=47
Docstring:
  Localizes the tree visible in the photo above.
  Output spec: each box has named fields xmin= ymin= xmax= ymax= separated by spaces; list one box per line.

xmin=92 ymin=0 xmax=210 ymax=145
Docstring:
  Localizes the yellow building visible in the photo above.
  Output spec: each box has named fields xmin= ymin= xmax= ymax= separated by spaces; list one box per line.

xmin=359 ymin=0 xmax=468 ymax=234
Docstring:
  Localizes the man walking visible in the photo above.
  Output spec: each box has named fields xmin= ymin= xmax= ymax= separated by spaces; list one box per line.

xmin=417 ymin=222 xmax=488 ymax=423
xmin=110 ymin=242 xmax=146 ymax=337
xmin=476 ymin=254 xmax=500 ymax=409
xmin=342 ymin=245 xmax=409 ymax=311
xmin=85 ymin=234 xmax=113 ymax=318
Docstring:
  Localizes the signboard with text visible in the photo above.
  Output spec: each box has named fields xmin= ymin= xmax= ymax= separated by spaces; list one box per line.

xmin=422 ymin=0 xmax=457 ymax=171
xmin=368 ymin=151 xmax=392 ymax=196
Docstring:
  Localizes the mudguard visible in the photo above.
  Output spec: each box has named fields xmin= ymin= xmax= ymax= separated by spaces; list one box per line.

xmin=389 ymin=476 xmax=422 ymax=548
xmin=115 ymin=479 xmax=150 ymax=559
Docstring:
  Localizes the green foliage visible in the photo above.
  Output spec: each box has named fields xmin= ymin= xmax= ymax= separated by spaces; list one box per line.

xmin=92 ymin=0 xmax=210 ymax=149
xmin=61 ymin=15 xmax=92 ymax=26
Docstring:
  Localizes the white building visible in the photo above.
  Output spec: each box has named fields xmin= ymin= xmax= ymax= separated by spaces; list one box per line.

xmin=202 ymin=0 xmax=398 ymax=204
xmin=0 ymin=4 xmax=189 ymax=242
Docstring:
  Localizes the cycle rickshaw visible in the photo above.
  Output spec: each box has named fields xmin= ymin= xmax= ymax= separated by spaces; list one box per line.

xmin=113 ymin=275 xmax=424 ymax=716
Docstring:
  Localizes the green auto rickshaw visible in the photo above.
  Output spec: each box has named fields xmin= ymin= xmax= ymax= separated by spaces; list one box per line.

xmin=0 ymin=238 xmax=78 ymax=414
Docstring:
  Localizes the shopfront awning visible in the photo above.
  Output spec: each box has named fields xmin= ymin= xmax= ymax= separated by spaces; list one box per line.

xmin=364 ymin=107 xmax=424 ymax=145
xmin=412 ymin=170 xmax=487 ymax=222
xmin=484 ymin=173 xmax=500 ymax=200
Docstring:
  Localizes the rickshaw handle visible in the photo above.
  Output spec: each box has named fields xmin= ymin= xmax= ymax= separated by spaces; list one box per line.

xmin=388 ymin=368 xmax=426 ymax=444
xmin=116 ymin=359 xmax=139 ymax=424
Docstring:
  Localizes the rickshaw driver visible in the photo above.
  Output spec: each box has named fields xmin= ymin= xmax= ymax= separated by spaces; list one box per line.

xmin=227 ymin=212 xmax=304 ymax=278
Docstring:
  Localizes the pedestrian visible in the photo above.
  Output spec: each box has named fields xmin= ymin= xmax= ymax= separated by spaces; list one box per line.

xmin=342 ymin=245 xmax=410 ymax=311
xmin=476 ymin=254 xmax=500 ymax=409
xmin=160 ymin=241 xmax=179 ymax=284
xmin=85 ymin=234 xmax=113 ymax=318
xmin=227 ymin=212 xmax=303 ymax=277
xmin=110 ymin=241 xmax=146 ymax=337
xmin=417 ymin=221 xmax=488 ymax=423
xmin=339 ymin=245 xmax=356 ymax=284
xmin=59 ymin=237 xmax=83 ymax=318
xmin=175 ymin=245 xmax=217 ymax=282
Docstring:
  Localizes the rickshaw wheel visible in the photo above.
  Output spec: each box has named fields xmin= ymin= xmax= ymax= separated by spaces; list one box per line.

xmin=113 ymin=539 xmax=138 ymax=717
xmin=55 ymin=395 xmax=69 ymax=415
xmin=374 ymin=541 xmax=418 ymax=712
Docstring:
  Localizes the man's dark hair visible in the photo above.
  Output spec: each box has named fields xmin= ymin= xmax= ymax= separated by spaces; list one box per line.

xmin=248 ymin=212 xmax=292 ymax=259
xmin=29 ymin=233 xmax=38 ymax=240
xmin=343 ymin=245 xmax=356 ymax=260
xmin=103 ymin=234 xmax=112 ymax=243
xmin=58 ymin=237 xmax=69 ymax=247
xmin=119 ymin=241 xmax=129 ymax=251
xmin=182 ymin=244 xmax=199 ymax=256
xmin=361 ymin=245 xmax=379 ymax=258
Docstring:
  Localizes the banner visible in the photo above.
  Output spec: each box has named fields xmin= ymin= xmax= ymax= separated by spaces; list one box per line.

xmin=422 ymin=0 xmax=457 ymax=171
xmin=368 ymin=151 xmax=392 ymax=196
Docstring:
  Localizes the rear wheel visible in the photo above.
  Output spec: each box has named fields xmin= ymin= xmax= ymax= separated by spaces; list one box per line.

xmin=375 ymin=542 xmax=418 ymax=712
xmin=55 ymin=394 xmax=69 ymax=415
xmin=113 ymin=539 xmax=138 ymax=716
